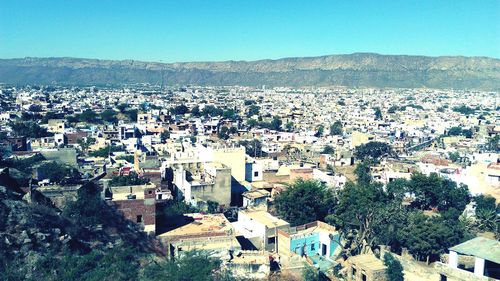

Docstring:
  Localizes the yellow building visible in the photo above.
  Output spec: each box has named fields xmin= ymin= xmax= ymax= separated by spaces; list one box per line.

xmin=47 ymin=119 xmax=65 ymax=134
xmin=351 ymin=131 xmax=375 ymax=148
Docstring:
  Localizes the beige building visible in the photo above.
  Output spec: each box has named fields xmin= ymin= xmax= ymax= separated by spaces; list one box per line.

xmin=47 ymin=119 xmax=65 ymax=134
xmin=345 ymin=254 xmax=387 ymax=281
xmin=351 ymin=131 xmax=375 ymax=149
xmin=157 ymin=213 xmax=241 ymax=258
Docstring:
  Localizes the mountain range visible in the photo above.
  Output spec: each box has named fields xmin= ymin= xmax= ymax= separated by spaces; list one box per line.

xmin=0 ymin=53 xmax=499 ymax=90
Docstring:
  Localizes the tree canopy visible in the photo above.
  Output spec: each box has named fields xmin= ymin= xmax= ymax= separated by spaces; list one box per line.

xmin=108 ymin=172 xmax=150 ymax=187
xmin=10 ymin=121 xmax=52 ymax=138
xmin=383 ymin=253 xmax=404 ymax=281
xmin=330 ymin=121 xmax=343 ymax=136
xmin=274 ymin=179 xmax=334 ymax=226
xmin=355 ymin=141 xmax=393 ymax=160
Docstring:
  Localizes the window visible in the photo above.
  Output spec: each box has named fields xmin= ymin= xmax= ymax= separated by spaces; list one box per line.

xmin=136 ymin=215 xmax=143 ymax=223
xmin=311 ymin=243 xmax=315 ymax=251
xmin=361 ymin=273 xmax=367 ymax=281
xmin=254 ymin=171 xmax=259 ymax=177
xmin=352 ymin=267 xmax=356 ymax=277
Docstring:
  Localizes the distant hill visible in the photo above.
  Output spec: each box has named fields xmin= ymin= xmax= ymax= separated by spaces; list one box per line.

xmin=0 ymin=53 xmax=499 ymax=90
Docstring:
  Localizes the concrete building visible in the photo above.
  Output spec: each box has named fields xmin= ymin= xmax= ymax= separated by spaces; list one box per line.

xmin=107 ymin=183 xmax=157 ymax=233
xmin=47 ymin=119 xmax=65 ymax=134
xmin=242 ymin=189 xmax=270 ymax=208
xmin=345 ymin=254 xmax=387 ymax=281
xmin=438 ymin=237 xmax=500 ymax=280
xmin=172 ymin=162 xmax=232 ymax=206
xmin=157 ymin=213 xmax=241 ymax=258
xmin=277 ymin=221 xmax=340 ymax=260
xmin=245 ymin=161 xmax=263 ymax=182
xmin=233 ymin=209 xmax=289 ymax=251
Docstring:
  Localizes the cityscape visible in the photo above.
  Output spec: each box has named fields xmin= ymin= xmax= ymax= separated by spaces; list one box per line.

xmin=0 ymin=1 xmax=499 ymax=281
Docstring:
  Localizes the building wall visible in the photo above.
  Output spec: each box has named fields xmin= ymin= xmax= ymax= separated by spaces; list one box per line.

xmin=285 ymin=231 xmax=340 ymax=258
xmin=289 ymin=232 xmax=320 ymax=257
xmin=40 ymin=148 xmax=78 ymax=167
xmin=351 ymin=131 xmax=375 ymax=149
xmin=245 ymin=162 xmax=263 ymax=182
xmin=289 ymin=168 xmax=314 ymax=182
xmin=191 ymin=167 xmax=231 ymax=206
xmin=277 ymin=232 xmax=291 ymax=257
xmin=212 ymin=147 xmax=246 ymax=182
xmin=111 ymin=189 xmax=156 ymax=233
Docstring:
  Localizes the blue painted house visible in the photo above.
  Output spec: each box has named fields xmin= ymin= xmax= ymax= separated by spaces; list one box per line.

xmin=277 ymin=221 xmax=341 ymax=260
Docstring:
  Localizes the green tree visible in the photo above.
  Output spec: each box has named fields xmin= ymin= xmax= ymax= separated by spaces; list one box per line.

xmin=302 ymin=265 xmax=319 ymax=281
xmin=314 ymin=125 xmax=324 ymax=137
xmin=453 ymin=105 xmax=475 ymax=115
xmin=89 ymin=145 xmax=124 ymax=158
xmin=449 ymin=151 xmax=460 ymax=162
xmin=355 ymin=141 xmax=393 ymax=160
xmin=246 ymin=118 xmax=258 ymax=128
xmin=125 ymin=109 xmax=138 ymax=122
xmin=63 ymin=182 xmax=108 ymax=227
xmin=77 ymin=137 xmax=96 ymax=153
xmin=222 ymin=109 xmax=237 ymax=120
xmin=171 ymin=105 xmax=189 ymax=115
xmin=37 ymin=161 xmax=80 ymax=184
xmin=141 ymin=251 xmax=230 ymax=281
xmin=275 ymin=179 xmax=334 ymax=226
xmin=207 ymin=200 xmax=219 ymax=214
xmin=78 ymin=109 xmax=100 ymax=123
xmin=474 ymin=195 xmax=499 ymax=232
xmin=330 ymin=121 xmax=343 ymax=136
xmin=201 ymin=105 xmax=223 ymax=117
xmin=486 ymin=135 xmax=499 ymax=152
xmin=474 ymin=195 xmax=497 ymax=212
xmin=31 ymin=246 xmax=140 ymax=281
xmin=247 ymin=105 xmax=260 ymax=117
xmin=397 ymin=212 xmax=471 ymax=263
xmin=116 ymin=103 xmax=128 ymax=113
xmin=475 ymin=208 xmax=499 ymax=233
xmin=101 ymin=109 xmax=118 ymax=123
xmin=374 ymin=107 xmax=383 ymax=120
xmin=386 ymin=178 xmax=409 ymax=201
xmin=326 ymin=181 xmax=388 ymax=255
xmin=218 ymin=126 xmax=230 ymax=140
xmin=270 ymin=116 xmax=282 ymax=131
xmin=387 ymin=106 xmax=400 ymax=114
xmin=160 ymin=130 xmax=170 ymax=142
xmin=383 ymin=253 xmax=404 ymax=281
xmin=10 ymin=121 xmax=52 ymax=138
xmin=108 ymin=172 xmax=150 ymax=187
xmin=191 ymin=106 xmax=201 ymax=117
xmin=285 ymin=121 xmax=294 ymax=132
xmin=322 ymin=145 xmax=335 ymax=155
xmin=409 ymin=173 xmax=470 ymax=212
xmin=354 ymin=160 xmax=374 ymax=185
xmin=238 ymin=139 xmax=262 ymax=157
xmin=158 ymin=201 xmax=199 ymax=218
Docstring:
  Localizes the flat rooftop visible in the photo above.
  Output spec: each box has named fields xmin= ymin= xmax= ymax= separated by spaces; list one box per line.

xmin=243 ymin=189 xmax=270 ymax=199
xmin=240 ymin=209 xmax=289 ymax=228
xmin=348 ymin=254 xmax=386 ymax=271
xmin=450 ymin=237 xmax=500 ymax=264
xmin=158 ymin=213 xmax=233 ymax=238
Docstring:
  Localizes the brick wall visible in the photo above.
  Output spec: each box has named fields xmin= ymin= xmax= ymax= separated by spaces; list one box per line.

xmin=111 ymin=198 xmax=156 ymax=227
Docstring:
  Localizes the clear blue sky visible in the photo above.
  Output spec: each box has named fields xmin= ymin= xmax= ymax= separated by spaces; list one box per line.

xmin=1 ymin=0 xmax=499 ymax=62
